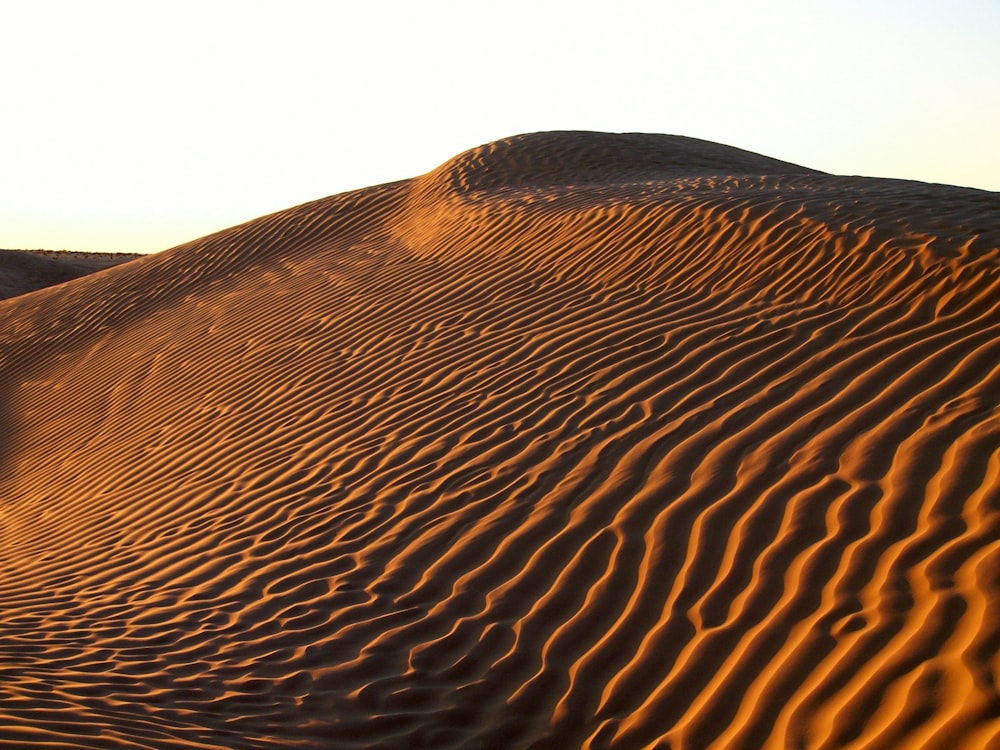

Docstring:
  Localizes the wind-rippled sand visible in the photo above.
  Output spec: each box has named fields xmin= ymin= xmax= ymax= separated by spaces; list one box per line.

xmin=1 ymin=132 xmax=998 ymax=748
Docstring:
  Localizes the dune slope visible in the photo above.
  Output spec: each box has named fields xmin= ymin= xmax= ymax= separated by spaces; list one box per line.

xmin=1 ymin=132 xmax=999 ymax=749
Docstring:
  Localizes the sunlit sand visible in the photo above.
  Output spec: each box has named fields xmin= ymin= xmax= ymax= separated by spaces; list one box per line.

xmin=1 ymin=132 xmax=998 ymax=748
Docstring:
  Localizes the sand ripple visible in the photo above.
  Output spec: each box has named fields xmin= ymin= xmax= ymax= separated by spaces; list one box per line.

xmin=1 ymin=132 xmax=999 ymax=748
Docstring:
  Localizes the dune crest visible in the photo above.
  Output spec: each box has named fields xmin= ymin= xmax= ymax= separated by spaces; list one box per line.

xmin=1 ymin=132 xmax=998 ymax=748
xmin=429 ymin=131 xmax=821 ymax=192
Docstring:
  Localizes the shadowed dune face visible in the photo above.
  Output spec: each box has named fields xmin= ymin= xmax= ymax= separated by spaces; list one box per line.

xmin=1 ymin=132 xmax=999 ymax=749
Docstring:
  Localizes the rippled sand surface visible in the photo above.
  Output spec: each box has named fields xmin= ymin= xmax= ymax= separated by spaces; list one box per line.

xmin=2 ymin=132 xmax=998 ymax=748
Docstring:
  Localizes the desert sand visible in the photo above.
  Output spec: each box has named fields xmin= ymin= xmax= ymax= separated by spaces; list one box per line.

xmin=1 ymin=131 xmax=998 ymax=748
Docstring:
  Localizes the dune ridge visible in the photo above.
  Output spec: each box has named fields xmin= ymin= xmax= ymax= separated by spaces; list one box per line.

xmin=1 ymin=131 xmax=999 ymax=748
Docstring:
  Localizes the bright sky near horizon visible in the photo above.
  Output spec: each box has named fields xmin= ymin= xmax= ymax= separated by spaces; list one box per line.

xmin=2 ymin=0 xmax=998 ymax=253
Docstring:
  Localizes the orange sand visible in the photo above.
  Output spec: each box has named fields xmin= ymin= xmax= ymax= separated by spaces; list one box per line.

xmin=1 ymin=132 xmax=998 ymax=748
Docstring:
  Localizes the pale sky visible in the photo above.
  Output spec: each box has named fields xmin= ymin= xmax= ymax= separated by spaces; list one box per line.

xmin=2 ymin=0 xmax=998 ymax=253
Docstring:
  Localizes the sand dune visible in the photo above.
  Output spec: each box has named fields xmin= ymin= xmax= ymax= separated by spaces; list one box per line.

xmin=1 ymin=131 xmax=999 ymax=748
xmin=0 ymin=250 xmax=140 ymax=301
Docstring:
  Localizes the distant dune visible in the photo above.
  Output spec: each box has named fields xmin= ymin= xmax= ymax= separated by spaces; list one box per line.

xmin=0 ymin=250 xmax=140 ymax=300
xmin=1 ymin=132 xmax=998 ymax=749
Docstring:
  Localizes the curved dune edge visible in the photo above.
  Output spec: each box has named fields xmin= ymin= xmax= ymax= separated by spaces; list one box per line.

xmin=1 ymin=131 xmax=999 ymax=749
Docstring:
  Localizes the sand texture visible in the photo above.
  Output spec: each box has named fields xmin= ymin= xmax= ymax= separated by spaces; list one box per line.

xmin=1 ymin=132 xmax=999 ymax=748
